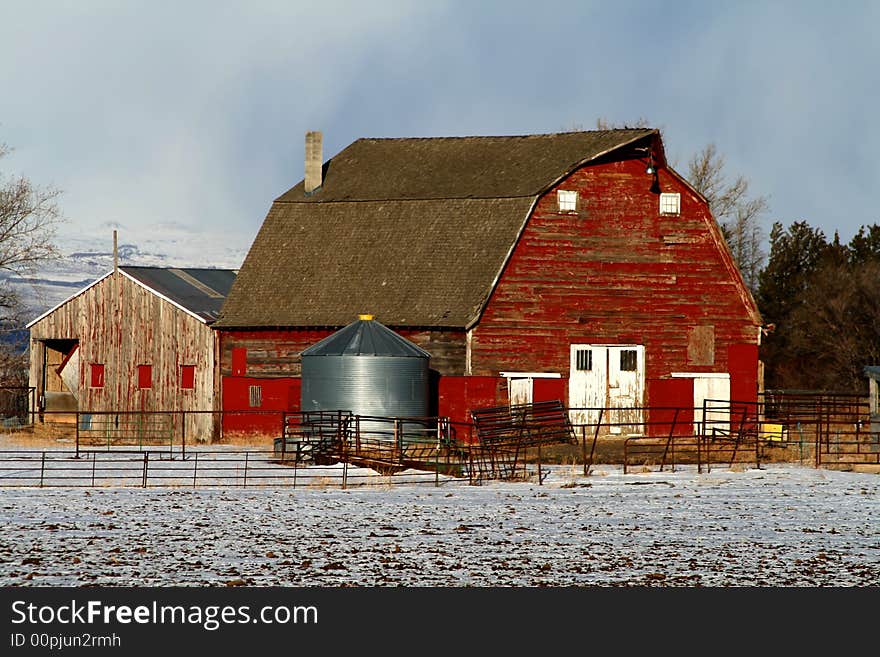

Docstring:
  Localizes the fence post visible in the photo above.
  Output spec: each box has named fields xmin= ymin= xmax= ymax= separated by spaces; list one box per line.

xmin=585 ymin=408 xmax=603 ymax=477
xmin=755 ymin=413 xmax=761 ymax=470
xmin=40 ymin=451 xmax=46 ymax=488
xmin=192 ymin=452 xmax=198 ymax=488
xmin=696 ymin=412 xmax=703 ymax=474
xmin=91 ymin=452 xmax=96 ymax=487
xmin=142 ymin=452 xmax=149 ymax=488
xmin=855 ymin=417 xmax=861 ymax=455
xmin=243 ymin=452 xmax=249 ymax=488
xmin=580 ymin=424 xmax=587 ymax=476
xmin=537 ymin=440 xmax=543 ymax=486
xmin=435 ymin=421 xmax=441 ymax=488
xmin=75 ymin=411 xmax=80 ymax=458
xmin=180 ymin=411 xmax=186 ymax=461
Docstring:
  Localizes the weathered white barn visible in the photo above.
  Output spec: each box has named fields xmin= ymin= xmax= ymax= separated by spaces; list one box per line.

xmin=27 ymin=266 xmax=236 ymax=442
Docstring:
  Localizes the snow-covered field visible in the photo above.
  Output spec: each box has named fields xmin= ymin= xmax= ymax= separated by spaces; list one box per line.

xmin=1 ymin=463 xmax=877 ymax=587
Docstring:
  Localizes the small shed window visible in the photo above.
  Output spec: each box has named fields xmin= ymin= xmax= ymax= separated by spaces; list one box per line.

xmin=180 ymin=365 xmax=195 ymax=390
xmin=249 ymin=385 xmax=262 ymax=408
xmin=90 ymin=363 xmax=105 ymax=388
xmin=575 ymin=349 xmax=593 ymax=371
xmin=660 ymin=192 xmax=681 ymax=216
xmin=557 ymin=190 xmax=578 ymax=212
xmin=137 ymin=364 xmax=152 ymax=389
xmin=620 ymin=350 xmax=638 ymax=372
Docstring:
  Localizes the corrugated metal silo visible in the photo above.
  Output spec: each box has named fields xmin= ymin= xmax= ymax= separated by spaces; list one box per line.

xmin=300 ymin=315 xmax=431 ymax=439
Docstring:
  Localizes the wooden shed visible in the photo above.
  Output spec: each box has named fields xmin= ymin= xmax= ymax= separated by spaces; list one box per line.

xmin=27 ymin=266 xmax=236 ymax=443
xmin=213 ymin=129 xmax=763 ymax=436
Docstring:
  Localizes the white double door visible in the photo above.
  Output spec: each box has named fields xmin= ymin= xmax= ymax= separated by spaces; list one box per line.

xmin=568 ymin=344 xmax=645 ymax=434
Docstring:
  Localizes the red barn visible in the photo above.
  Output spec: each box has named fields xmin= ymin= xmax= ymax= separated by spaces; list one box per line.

xmin=214 ymin=129 xmax=762 ymax=436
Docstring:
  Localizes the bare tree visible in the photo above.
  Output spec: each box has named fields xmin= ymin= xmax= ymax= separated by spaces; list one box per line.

xmin=0 ymin=140 xmax=63 ymax=384
xmin=687 ymin=144 xmax=768 ymax=291
xmin=0 ymin=142 xmax=62 ymax=316
xmin=576 ymin=127 xmax=768 ymax=290
xmin=594 ymin=117 xmax=653 ymax=130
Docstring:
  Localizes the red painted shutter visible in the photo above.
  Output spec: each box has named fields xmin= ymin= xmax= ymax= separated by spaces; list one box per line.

xmin=90 ymin=364 xmax=105 ymax=388
xmin=138 ymin=364 xmax=152 ymax=389
xmin=180 ymin=365 xmax=195 ymax=390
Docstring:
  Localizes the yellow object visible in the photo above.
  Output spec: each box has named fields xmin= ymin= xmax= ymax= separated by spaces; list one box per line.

xmin=358 ymin=314 xmax=374 ymax=321
xmin=761 ymin=423 xmax=786 ymax=442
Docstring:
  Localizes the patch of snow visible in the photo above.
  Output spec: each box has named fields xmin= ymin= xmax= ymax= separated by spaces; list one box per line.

xmin=0 ymin=457 xmax=877 ymax=586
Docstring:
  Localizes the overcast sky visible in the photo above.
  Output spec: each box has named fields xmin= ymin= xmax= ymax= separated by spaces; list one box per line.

xmin=1 ymin=1 xmax=877 ymax=267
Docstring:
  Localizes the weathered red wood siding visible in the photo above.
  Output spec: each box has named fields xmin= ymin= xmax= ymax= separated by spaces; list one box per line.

xmin=470 ymin=157 xmax=761 ymax=410
xmin=437 ymin=375 xmax=505 ymax=437
xmin=219 ymin=328 xmax=466 ymax=378
xmin=221 ymin=375 xmax=300 ymax=437
xmin=218 ymin=327 xmax=467 ymax=435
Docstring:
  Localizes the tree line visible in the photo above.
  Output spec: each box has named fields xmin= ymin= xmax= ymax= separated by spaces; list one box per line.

xmin=685 ymin=141 xmax=879 ymax=394
xmin=756 ymin=222 xmax=880 ymax=393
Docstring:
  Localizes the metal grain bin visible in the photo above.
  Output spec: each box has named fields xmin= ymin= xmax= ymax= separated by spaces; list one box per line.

xmin=300 ymin=315 xmax=431 ymax=440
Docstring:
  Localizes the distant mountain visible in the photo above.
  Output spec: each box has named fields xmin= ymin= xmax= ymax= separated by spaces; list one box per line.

xmin=4 ymin=233 xmax=248 ymax=326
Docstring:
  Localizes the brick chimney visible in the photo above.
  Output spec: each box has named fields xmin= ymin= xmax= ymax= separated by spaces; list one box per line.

xmin=304 ymin=131 xmax=323 ymax=194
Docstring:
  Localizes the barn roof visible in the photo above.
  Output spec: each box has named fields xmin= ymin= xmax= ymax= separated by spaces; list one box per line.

xmin=26 ymin=266 xmax=237 ymax=328
xmin=275 ymin=130 xmax=656 ymax=202
xmin=215 ymin=129 xmax=657 ymax=329
xmin=121 ymin=267 xmax=237 ymax=323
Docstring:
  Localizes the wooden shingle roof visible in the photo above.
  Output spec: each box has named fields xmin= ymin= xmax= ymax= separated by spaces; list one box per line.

xmin=215 ymin=129 xmax=657 ymax=329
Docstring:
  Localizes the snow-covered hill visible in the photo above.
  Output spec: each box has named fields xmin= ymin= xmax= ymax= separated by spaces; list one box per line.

xmin=4 ymin=230 xmax=249 ymax=325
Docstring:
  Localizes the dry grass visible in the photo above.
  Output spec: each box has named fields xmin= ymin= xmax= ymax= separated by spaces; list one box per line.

xmin=0 ymin=423 xmax=77 ymax=448
xmin=214 ymin=432 xmax=276 ymax=448
xmin=0 ymin=423 xmax=828 ymax=469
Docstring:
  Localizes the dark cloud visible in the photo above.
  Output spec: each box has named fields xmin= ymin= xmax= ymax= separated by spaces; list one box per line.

xmin=1 ymin=1 xmax=877 ymax=263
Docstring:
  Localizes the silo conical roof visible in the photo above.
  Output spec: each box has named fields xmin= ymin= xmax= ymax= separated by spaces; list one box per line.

xmin=301 ymin=316 xmax=431 ymax=358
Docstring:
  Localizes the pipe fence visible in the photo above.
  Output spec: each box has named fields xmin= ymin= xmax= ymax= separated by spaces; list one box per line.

xmin=0 ymin=448 xmax=470 ymax=489
xmin=6 ymin=390 xmax=876 ymax=488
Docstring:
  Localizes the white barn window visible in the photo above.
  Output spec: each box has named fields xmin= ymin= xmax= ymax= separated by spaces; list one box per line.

xmin=557 ymin=190 xmax=578 ymax=212
xmin=660 ymin=192 xmax=681 ymax=216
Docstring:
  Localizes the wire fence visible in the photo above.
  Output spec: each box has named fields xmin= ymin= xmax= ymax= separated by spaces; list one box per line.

xmin=0 ymin=449 xmax=473 ymax=489
xmin=3 ymin=390 xmax=877 ymax=488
